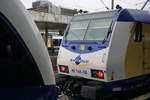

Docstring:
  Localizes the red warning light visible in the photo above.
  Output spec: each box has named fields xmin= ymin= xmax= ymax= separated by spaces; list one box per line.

xmin=60 ymin=65 xmax=65 ymax=72
xmin=97 ymin=71 xmax=104 ymax=78
xmin=59 ymin=65 xmax=69 ymax=73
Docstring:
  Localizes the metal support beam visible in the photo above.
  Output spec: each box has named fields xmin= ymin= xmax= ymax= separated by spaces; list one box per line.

xmin=111 ymin=0 xmax=114 ymax=10
xmin=45 ymin=22 xmax=48 ymax=47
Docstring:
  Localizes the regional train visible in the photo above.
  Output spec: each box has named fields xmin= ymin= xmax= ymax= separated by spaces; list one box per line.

xmin=57 ymin=9 xmax=150 ymax=99
xmin=52 ymin=36 xmax=63 ymax=49
xmin=0 ymin=0 xmax=57 ymax=100
xmin=48 ymin=35 xmax=63 ymax=51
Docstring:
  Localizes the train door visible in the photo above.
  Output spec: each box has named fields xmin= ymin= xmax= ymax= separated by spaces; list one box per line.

xmin=142 ymin=23 xmax=150 ymax=74
xmin=0 ymin=13 xmax=56 ymax=100
xmin=125 ymin=23 xmax=143 ymax=78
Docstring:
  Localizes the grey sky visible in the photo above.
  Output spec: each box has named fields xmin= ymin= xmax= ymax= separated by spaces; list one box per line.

xmin=21 ymin=0 xmax=147 ymax=12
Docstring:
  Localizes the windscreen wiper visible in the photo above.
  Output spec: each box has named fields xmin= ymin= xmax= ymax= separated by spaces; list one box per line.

xmin=102 ymin=20 xmax=114 ymax=44
xmin=83 ymin=19 xmax=92 ymax=41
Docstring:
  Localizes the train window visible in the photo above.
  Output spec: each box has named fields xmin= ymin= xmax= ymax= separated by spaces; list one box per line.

xmin=53 ymin=39 xmax=62 ymax=46
xmin=0 ymin=13 xmax=44 ymax=88
xmin=134 ymin=23 xmax=143 ymax=42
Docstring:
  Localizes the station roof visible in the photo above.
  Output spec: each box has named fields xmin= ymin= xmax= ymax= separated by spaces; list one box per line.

xmin=28 ymin=6 xmax=77 ymax=32
xmin=28 ymin=6 xmax=77 ymax=16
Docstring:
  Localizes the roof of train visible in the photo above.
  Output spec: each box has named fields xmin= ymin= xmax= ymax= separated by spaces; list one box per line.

xmin=117 ymin=9 xmax=150 ymax=23
xmin=75 ymin=9 xmax=150 ymax=23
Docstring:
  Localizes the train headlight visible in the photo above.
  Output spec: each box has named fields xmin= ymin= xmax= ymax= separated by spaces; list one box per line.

xmin=59 ymin=65 xmax=69 ymax=73
xmin=79 ymin=44 xmax=85 ymax=51
xmin=91 ymin=69 xmax=104 ymax=79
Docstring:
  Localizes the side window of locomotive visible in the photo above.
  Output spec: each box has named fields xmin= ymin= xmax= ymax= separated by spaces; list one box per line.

xmin=134 ymin=23 xmax=143 ymax=42
xmin=0 ymin=14 xmax=44 ymax=88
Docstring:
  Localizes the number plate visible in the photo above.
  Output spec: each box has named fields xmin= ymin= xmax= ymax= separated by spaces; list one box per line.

xmin=71 ymin=68 xmax=88 ymax=75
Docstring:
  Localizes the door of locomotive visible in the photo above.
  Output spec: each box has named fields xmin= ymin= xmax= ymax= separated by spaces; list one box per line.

xmin=142 ymin=23 xmax=150 ymax=74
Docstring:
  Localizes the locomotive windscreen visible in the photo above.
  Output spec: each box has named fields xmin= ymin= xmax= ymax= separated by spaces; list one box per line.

xmin=64 ymin=11 xmax=116 ymax=41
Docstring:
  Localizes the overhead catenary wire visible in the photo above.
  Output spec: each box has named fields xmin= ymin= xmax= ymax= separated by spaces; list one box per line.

xmin=141 ymin=0 xmax=150 ymax=10
xmin=135 ymin=1 xmax=145 ymax=5
xmin=73 ymin=0 xmax=89 ymax=11
xmin=31 ymin=0 xmax=148 ymax=12
xmin=94 ymin=7 xmax=106 ymax=11
xmin=118 ymin=0 xmax=136 ymax=5
xmin=98 ymin=0 xmax=110 ymax=10
xmin=116 ymin=0 xmax=145 ymax=7
xmin=52 ymin=0 xmax=107 ymax=11
xmin=115 ymin=0 xmax=146 ymax=9
xmin=118 ymin=0 xmax=143 ymax=5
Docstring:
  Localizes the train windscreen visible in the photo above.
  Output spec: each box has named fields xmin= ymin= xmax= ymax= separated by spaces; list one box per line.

xmin=64 ymin=12 xmax=116 ymax=41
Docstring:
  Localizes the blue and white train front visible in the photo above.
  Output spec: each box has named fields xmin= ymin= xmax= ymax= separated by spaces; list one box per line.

xmin=57 ymin=9 xmax=150 ymax=99
xmin=57 ymin=11 xmax=116 ymax=82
